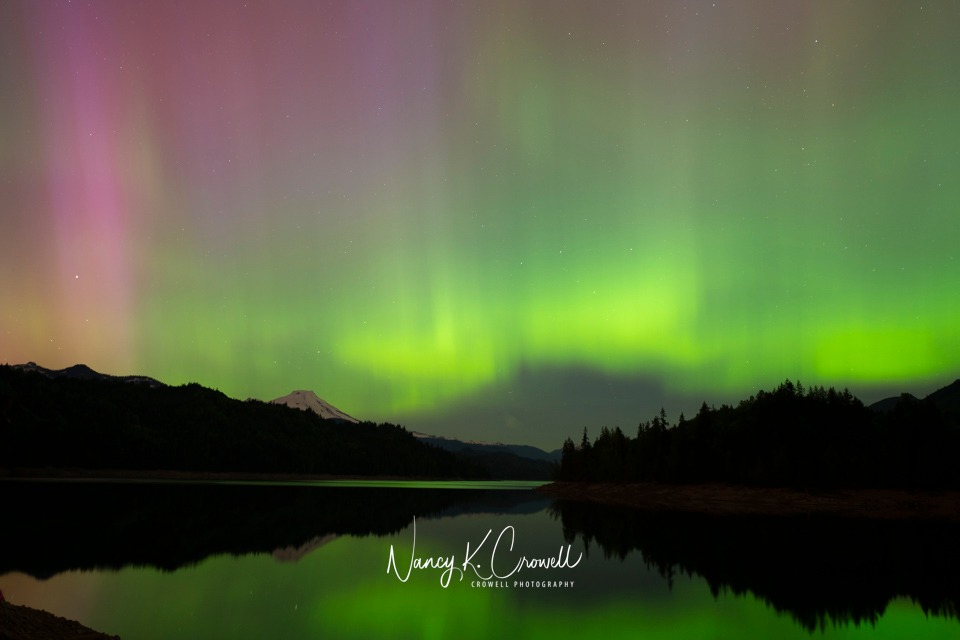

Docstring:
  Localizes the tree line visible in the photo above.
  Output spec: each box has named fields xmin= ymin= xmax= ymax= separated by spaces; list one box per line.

xmin=556 ymin=380 xmax=960 ymax=488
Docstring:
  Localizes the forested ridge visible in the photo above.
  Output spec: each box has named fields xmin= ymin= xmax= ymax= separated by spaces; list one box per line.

xmin=0 ymin=365 xmax=486 ymax=478
xmin=557 ymin=379 xmax=960 ymax=488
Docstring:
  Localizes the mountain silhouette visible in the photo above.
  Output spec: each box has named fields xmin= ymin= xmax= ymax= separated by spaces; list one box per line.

xmin=870 ymin=378 xmax=960 ymax=415
xmin=411 ymin=432 xmax=559 ymax=479
xmin=13 ymin=361 xmax=163 ymax=387
xmin=926 ymin=379 xmax=960 ymax=414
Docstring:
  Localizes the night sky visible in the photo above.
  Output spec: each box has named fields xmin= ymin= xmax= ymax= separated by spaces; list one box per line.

xmin=2 ymin=1 xmax=957 ymax=448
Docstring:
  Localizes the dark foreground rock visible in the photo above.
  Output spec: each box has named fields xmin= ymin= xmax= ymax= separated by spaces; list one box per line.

xmin=0 ymin=601 xmax=119 ymax=640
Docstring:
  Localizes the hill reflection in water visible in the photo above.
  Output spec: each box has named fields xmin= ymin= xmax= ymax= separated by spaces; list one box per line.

xmin=4 ymin=479 xmax=958 ymax=635
xmin=0 ymin=479 xmax=549 ymax=578
xmin=550 ymin=498 xmax=960 ymax=631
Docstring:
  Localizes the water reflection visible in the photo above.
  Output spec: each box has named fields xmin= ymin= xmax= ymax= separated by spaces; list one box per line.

xmin=551 ymin=499 xmax=960 ymax=631
xmin=2 ymin=481 xmax=959 ymax=639
xmin=0 ymin=479 xmax=549 ymax=578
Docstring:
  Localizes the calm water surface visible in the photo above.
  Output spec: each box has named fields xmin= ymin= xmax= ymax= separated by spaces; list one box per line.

xmin=1 ymin=480 xmax=957 ymax=639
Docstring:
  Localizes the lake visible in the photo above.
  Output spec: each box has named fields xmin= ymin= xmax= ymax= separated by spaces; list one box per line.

xmin=1 ymin=480 xmax=958 ymax=639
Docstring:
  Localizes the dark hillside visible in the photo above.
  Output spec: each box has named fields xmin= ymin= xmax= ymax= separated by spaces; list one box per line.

xmin=0 ymin=365 xmax=485 ymax=479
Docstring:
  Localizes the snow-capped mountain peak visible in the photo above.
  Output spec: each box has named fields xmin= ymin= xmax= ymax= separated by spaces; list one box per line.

xmin=271 ymin=390 xmax=359 ymax=423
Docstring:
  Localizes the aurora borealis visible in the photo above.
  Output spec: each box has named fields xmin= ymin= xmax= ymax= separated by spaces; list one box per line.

xmin=1 ymin=1 xmax=958 ymax=447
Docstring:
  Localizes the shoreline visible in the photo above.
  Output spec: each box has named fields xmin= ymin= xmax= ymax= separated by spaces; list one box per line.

xmin=5 ymin=469 xmax=956 ymax=521
xmin=538 ymin=481 xmax=960 ymax=521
